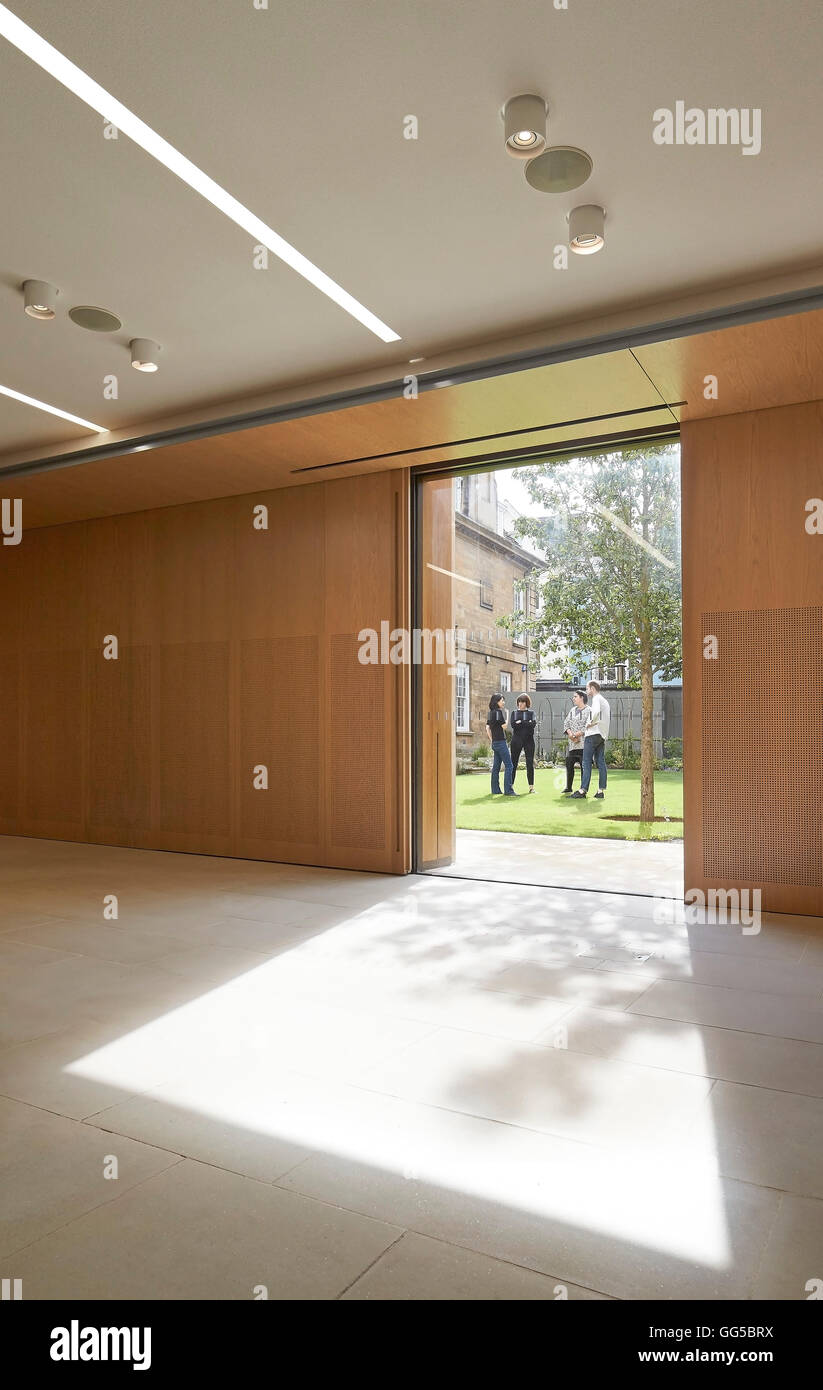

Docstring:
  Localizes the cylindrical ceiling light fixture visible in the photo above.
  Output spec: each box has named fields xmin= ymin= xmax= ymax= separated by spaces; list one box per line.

xmin=23 ymin=279 xmax=59 ymax=319
xmin=502 ymin=94 xmax=548 ymax=158
xmin=567 ymin=204 xmax=606 ymax=254
xmin=130 ymin=338 xmax=161 ymax=372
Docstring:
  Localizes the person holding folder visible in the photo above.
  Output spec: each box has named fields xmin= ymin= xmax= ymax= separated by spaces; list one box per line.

xmin=510 ymin=694 xmax=536 ymax=793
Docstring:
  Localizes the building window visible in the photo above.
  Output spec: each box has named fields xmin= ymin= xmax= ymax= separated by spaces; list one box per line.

xmin=456 ymin=663 xmax=470 ymax=732
xmin=456 ymin=476 xmax=470 ymax=516
xmin=593 ymin=663 xmax=628 ymax=685
xmin=480 ymin=579 xmax=493 ymax=610
xmin=500 ymin=671 xmax=512 ymax=692
xmin=512 ymin=582 xmax=527 ymax=646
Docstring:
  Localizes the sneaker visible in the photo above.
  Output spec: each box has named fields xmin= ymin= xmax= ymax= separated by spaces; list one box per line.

xmin=504 ymin=792 xmax=519 ymax=797
xmin=570 ymin=791 xmax=586 ymax=799
xmin=528 ymin=786 xmax=536 ymax=794
xmin=562 ymin=789 xmax=572 ymax=796
xmin=594 ymin=791 xmax=605 ymax=800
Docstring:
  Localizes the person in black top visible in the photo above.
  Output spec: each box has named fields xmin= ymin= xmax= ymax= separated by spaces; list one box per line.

xmin=485 ymin=693 xmax=517 ymax=796
xmin=510 ymin=694 xmax=537 ymax=793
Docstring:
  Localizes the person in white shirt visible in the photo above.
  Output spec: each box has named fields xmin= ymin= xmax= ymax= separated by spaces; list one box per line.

xmin=571 ymin=680 xmax=611 ymax=799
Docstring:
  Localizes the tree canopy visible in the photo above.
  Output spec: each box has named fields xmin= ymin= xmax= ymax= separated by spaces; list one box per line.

xmin=503 ymin=443 xmax=682 ymax=683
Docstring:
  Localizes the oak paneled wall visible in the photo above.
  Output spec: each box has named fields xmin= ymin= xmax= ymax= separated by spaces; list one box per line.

xmin=682 ymin=401 xmax=823 ymax=917
xmin=0 ymin=471 xmax=411 ymax=873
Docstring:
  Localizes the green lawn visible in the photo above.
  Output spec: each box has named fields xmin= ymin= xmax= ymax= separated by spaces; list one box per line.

xmin=456 ymin=768 xmax=684 ymax=841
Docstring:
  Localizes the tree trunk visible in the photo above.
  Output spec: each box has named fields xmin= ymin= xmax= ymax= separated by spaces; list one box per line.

xmin=640 ymin=642 xmax=655 ymax=823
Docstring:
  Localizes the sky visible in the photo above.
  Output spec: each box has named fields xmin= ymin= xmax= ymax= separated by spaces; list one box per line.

xmin=494 ymin=463 xmax=538 ymax=519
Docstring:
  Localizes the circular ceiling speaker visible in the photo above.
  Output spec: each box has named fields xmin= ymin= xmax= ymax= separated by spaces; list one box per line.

xmin=69 ymin=305 xmax=122 ymax=332
xmin=524 ymin=146 xmax=593 ymax=193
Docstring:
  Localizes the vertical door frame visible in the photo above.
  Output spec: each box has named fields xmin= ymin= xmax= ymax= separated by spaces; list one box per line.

xmin=411 ymin=432 xmax=682 ymax=878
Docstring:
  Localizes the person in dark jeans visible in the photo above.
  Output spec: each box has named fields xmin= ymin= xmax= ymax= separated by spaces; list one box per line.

xmin=562 ymin=689 xmax=588 ymax=794
xmin=510 ymin=694 xmax=536 ymax=793
xmin=485 ymin=693 xmax=517 ymax=796
xmin=572 ymin=680 xmax=611 ymax=799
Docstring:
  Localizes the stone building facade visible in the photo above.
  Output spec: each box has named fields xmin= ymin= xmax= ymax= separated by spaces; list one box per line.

xmin=452 ymin=474 xmax=541 ymax=748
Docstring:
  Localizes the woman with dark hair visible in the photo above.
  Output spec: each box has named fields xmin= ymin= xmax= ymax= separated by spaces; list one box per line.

xmin=485 ymin=693 xmax=517 ymax=796
xmin=510 ymin=694 xmax=537 ymax=793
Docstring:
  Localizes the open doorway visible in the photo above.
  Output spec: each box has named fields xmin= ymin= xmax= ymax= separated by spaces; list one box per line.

xmin=415 ymin=441 xmax=684 ymax=897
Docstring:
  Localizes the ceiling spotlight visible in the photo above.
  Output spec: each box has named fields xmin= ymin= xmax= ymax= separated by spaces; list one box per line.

xmin=0 ymin=6 xmax=400 ymax=342
xmin=130 ymin=338 xmax=161 ymax=372
xmin=567 ymin=204 xmax=606 ymax=254
xmin=23 ymin=279 xmax=58 ymax=319
xmin=502 ymin=94 xmax=547 ymax=159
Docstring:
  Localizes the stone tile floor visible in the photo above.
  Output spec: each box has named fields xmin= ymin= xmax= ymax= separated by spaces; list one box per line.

xmin=1 ymin=835 xmax=820 ymax=1300
xmin=435 ymin=828 xmax=684 ymax=896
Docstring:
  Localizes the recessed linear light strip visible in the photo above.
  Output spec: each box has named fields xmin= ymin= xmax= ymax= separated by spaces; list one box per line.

xmin=0 ymin=382 xmax=106 ymax=434
xmin=0 ymin=4 xmax=400 ymax=344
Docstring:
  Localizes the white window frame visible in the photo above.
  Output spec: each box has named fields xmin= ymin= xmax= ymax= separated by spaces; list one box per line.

xmin=499 ymin=671 xmax=512 ymax=692
xmin=456 ymin=662 xmax=471 ymax=732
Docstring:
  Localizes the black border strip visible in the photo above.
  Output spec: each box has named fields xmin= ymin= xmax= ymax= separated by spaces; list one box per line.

xmin=408 ymin=422 xmax=680 ymax=480
xmin=1 ymin=282 xmax=821 ymax=481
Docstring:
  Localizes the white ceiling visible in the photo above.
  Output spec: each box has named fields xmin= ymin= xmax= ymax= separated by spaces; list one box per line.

xmin=1 ymin=0 xmax=822 ymax=463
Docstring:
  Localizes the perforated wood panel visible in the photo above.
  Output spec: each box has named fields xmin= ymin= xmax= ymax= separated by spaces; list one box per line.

xmin=329 ymin=633 xmax=386 ymax=850
xmin=23 ymin=650 xmax=84 ymax=826
xmin=154 ymin=642 xmax=231 ymax=835
xmin=702 ymin=607 xmax=823 ymax=886
xmin=239 ymin=636 xmax=320 ymax=844
xmin=87 ymin=646 xmax=151 ymax=836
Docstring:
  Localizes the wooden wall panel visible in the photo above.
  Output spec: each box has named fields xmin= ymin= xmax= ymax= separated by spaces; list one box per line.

xmin=16 ymin=526 xmax=87 ymax=842
xmin=22 ymin=650 xmax=84 ymax=837
xmin=637 ymin=309 xmax=823 ymax=422
xmin=0 ymin=545 xmax=20 ymax=832
xmin=153 ymin=641 xmax=232 ymax=852
xmin=418 ymin=476 xmax=457 ymax=869
xmin=0 ymin=470 xmax=411 ymax=874
xmin=682 ymin=400 xmax=823 ymax=917
xmin=87 ymin=645 xmax=151 ymax=842
xmin=323 ymin=471 xmax=408 ymax=871
xmin=328 ymin=634 xmax=387 ymax=852
xmin=238 ymin=635 xmax=321 ymax=847
xmin=84 ymin=516 xmax=153 ymax=845
xmin=0 ymin=654 xmax=20 ymax=829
